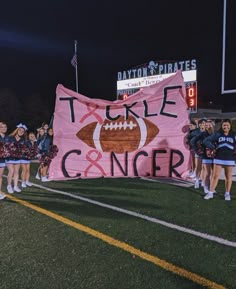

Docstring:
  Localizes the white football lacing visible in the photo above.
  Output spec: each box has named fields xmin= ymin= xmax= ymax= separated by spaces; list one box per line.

xmin=103 ymin=120 xmax=137 ymax=130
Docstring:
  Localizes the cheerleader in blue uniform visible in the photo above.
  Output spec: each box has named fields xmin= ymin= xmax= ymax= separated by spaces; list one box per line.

xmin=190 ymin=118 xmax=206 ymax=188
xmin=23 ymin=131 xmax=37 ymax=186
xmin=203 ymin=119 xmax=236 ymax=201
xmin=202 ymin=120 xmax=216 ymax=194
xmin=5 ymin=124 xmax=28 ymax=193
xmin=37 ymin=127 xmax=54 ymax=182
xmin=0 ymin=122 xmax=10 ymax=199
xmin=20 ymin=125 xmax=31 ymax=188
xmin=186 ymin=120 xmax=198 ymax=178
xmin=190 ymin=119 xmax=215 ymax=193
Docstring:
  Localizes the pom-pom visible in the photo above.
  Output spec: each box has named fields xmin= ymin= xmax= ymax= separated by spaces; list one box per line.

xmin=39 ymin=145 xmax=58 ymax=167
xmin=29 ymin=143 xmax=39 ymax=160
xmin=4 ymin=142 xmax=22 ymax=159
xmin=0 ymin=142 xmax=6 ymax=158
xmin=206 ymin=148 xmax=216 ymax=158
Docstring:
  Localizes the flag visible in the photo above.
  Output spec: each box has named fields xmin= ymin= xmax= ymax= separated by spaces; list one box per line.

xmin=71 ymin=54 xmax=77 ymax=67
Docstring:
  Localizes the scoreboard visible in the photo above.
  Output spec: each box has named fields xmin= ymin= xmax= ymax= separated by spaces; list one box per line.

xmin=185 ymin=81 xmax=197 ymax=112
xmin=117 ymin=59 xmax=197 ymax=113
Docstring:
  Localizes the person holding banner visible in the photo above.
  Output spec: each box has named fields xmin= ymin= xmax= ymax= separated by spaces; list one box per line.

xmin=203 ymin=119 xmax=236 ymax=201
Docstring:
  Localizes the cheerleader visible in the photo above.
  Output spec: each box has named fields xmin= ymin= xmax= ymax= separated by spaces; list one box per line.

xmin=203 ymin=119 xmax=236 ymax=201
xmin=0 ymin=122 xmax=10 ymax=199
xmin=37 ymin=128 xmax=54 ymax=182
xmin=186 ymin=120 xmax=198 ymax=178
xmin=5 ymin=123 xmax=28 ymax=193
xmin=190 ymin=118 xmax=207 ymax=188
xmin=21 ymin=132 xmax=38 ymax=188
xmin=192 ymin=119 xmax=215 ymax=194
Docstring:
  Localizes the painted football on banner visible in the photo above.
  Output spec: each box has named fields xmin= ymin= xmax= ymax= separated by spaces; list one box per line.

xmin=76 ymin=115 xmax=159 ymax=154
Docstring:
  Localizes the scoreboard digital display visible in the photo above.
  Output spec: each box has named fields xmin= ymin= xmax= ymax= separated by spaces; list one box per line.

xmin=117 ymin=59 xmax=197 ymax=113
xmin=185 ymin=81 xmax=197 ymax=112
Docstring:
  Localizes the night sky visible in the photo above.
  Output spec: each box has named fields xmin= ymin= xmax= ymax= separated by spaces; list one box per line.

xmin=0 ymin=0 xmax=236 ymax=120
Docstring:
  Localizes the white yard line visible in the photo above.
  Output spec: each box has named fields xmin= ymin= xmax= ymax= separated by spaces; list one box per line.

xmin=24 ymin=181 xmax=236 ymax=248
xmin=140 ymin=177 xmax=194 ymax=187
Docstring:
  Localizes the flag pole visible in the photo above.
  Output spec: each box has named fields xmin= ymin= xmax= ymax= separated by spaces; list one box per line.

xmin=74 ymin=40 xmax=79 ymax=93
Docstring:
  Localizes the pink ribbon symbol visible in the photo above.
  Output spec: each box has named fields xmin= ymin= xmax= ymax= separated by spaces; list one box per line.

xmin=80 ymin=103 xmax=103 ymax=124
xmin=84 ymin=149 xmax=107 ymax=177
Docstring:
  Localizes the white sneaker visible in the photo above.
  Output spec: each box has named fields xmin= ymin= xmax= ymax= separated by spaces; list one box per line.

xmin=189 ymin=172 xmax=196 ymax=178
xmin=224 ymin=193 xmax=231 ymax=201
xmin=26 ymin=181 xmax=32 ymax=187
xmin=194 ymin=179 xmax=199 ymax=189
xmin=204 ymin=192 xmax=214 ymax=200
xmin=35 ymin=173 xmax=41 ymax=180
xmin=203 ymin=186 xmax=209 ymax=194
xmin=41 ymin=176 xmax=50 ymax=182
xmin=0 ymin=193 xmax=6 ymax=200
xmin=14 ymin=186 xmax=21 ymax=193
xmin=21 ymin=182 xmax=27 ymax=188
xmin=7 ymin=185 xmax=14 ymax=194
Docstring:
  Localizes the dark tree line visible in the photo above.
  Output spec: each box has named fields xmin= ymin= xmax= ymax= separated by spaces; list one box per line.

xmin=0 ymin=88 xmax=55 ymax=133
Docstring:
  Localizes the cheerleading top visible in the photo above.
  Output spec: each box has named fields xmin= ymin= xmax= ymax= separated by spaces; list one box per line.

xmin=203 ymin=131 xmax=236 ymax=165
xmin=186 ymin=128 xmax=200 ymax=151
xmin=190 ymin=130 xmax=212 ymax=159
xmin=25 ymin=139 xmax=37 ymax=148
xmin=38 ymin=135 xmax=53 ymax=155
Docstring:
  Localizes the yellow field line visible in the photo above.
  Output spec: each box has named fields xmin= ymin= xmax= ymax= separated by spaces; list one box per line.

xmin=6 ymin=194 xmax=227 ymax=289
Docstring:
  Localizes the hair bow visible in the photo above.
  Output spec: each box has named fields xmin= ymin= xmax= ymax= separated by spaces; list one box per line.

xmin=16 ymin=123 xmax=28 ymax=130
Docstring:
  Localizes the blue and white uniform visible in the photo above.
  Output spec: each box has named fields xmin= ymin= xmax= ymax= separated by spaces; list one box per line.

xmin=203 ymin=132 xmax=236 ymax=166
xmin=190 ymin=130 xmax=206 ymax=159
xmin=38 ymin=134 xmax=52 ymax=156
xmin=191 ymin=130 xmax=214 ymax=164
xmin=187 ymin=127 xmax=200 ymax=149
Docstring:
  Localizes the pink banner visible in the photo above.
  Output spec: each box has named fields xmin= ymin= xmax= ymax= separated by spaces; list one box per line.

xmin=49 ymin=70 xmax=190 ymax=180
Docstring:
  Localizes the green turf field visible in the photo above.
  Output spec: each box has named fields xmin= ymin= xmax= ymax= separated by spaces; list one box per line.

xmin=0 ymin=164 xmax=235 ymax=289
